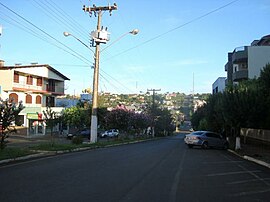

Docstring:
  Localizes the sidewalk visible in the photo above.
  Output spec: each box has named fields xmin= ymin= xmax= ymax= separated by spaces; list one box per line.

xmin=228 ymin=142 xmax=270 ymax=169
xmin=238 ymin=143 xmax=270 ymax=163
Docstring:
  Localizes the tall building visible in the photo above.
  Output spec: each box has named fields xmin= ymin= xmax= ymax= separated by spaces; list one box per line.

xmin=225 ymin=34 xmax=270 ymax=85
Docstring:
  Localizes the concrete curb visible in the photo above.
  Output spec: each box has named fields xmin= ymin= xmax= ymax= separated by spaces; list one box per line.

xmin=0 ymin=152 xmax=53 ymax=165
xmin=228 ymin=149 xmax=270 ymax=169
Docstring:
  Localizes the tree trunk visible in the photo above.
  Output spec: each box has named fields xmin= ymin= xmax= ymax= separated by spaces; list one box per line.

xmin=50 ymin=127 xmax=54 ymax=147
xmin=0 ymin=135 xmax=5 ymax=150
xmin=235 ymin=136 xmax=241 ymax=150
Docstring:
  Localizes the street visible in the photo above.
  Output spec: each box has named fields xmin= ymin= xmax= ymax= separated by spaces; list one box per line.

xmin=1 ymin=133 xmax=270 ymax=202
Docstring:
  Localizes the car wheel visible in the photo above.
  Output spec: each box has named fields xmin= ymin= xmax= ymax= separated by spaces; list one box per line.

xmin=201 ymin=142 xmax=208 ymax=149
xmin=188 ymin=144 xmax=193 ymax=148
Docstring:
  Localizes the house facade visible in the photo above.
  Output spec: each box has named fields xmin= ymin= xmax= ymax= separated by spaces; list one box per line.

xmin=0 ymin=62 xmax=70 ymax=136
xmin=225 ymin=34 xmax=270 ymax=84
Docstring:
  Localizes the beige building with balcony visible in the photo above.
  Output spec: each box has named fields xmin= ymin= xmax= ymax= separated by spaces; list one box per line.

xmin=225 ymin=34 xmax=270 ymax=84
xmin=0 ymin=63 xmax=70 ymax=136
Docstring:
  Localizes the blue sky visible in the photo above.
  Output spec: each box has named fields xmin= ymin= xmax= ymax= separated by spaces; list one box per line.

xmin=0 ymin=0 xmax=270 ymax=95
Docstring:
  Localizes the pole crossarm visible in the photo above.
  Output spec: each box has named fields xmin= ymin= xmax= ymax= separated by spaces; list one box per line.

xmin=83 ymin=4 xmax=117 ymax=15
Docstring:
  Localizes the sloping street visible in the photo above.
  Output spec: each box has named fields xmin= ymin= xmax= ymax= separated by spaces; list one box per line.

xmin=1 ymin=134 xmax=270 ymax=202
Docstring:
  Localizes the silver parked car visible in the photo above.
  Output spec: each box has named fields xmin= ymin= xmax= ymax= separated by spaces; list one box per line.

xmin=101 ymin=129 xmax=119 ymax=138
xmin=184 ymin=131 xmax=228 ymax=149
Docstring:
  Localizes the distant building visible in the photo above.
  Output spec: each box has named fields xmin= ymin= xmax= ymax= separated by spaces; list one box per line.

xmin=80 ymin=93 xmax=92 ymax=102
xmin=212 ymin=77 xmax=226 ymax=94
xmin=225 ymin=34 xmax=270 ymax=85
xmin=56 ymin=98 xmax=79 ymax=108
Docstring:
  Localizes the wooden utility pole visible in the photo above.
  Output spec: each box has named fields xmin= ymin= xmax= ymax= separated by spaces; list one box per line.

xmin=83 ymin=3 xmax=117 ymax=143
xmin=147 ymin=89 xmax=161 ymax=109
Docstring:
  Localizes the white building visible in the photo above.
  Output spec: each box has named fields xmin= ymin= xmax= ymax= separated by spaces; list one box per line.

xmin=212 ymin=77 xmax=226 ymax=94
xmin=225 ymin=34 xmax=270 ymax=84
xmin=0 ymin=62 xmax=70 ymax=136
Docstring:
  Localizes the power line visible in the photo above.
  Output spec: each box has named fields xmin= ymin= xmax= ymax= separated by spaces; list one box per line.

xmin=31 ymin=0 xmax=90 ymax=43
xmin=0 ymin=2 xmax=91 ymax=65
xmin=100 ymin=69 xmax=137 ymax=94
xmin=99 ymin=72 xmax=123 ymax=93
xmin=0 ymin=2 xmax=137 ymax=94
xmin=104 ymin=0 xmax=240 ymax=61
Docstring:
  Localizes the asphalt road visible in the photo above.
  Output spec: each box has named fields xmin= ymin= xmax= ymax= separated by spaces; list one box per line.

xmin=1 ymin=133 xmax=270 ymax=202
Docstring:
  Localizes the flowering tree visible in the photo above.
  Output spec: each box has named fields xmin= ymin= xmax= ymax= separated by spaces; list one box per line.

xmin=0 ymin=98 xmax=24 ymax=150
xmin=104 ymin=109 xmax=151 ymax=135
xmin=129 ymin=112 xmax=152 ymax=135
xmin=104 ymin=109 xmax=130 ymax=131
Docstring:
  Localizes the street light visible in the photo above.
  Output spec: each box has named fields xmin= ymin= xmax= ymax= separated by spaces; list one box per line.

xmin=63 ymin=32 xmax=95 ymax=55
xmin=64 ymin=29 xmax=138 ymax=143
xmin=100 ymin=29 xmax=139 ymax=53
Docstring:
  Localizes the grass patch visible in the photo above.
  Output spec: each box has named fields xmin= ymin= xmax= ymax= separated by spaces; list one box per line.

xmin=0 ymin=136 xmax=153 ymax=161
xmin=30 ymin=143 xmax=90 ymax=151
xmin=31 ymin=137 xmax=150 ymax=151
xmin=0 ymin=148 xmax=34 ymax=161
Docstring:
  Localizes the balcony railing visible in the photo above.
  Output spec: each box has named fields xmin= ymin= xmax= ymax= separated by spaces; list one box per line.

xmin=13 ymin=82 xmax=43 ymax=91
xmin=232 ymin=46 xmax=248 ymax=63
xmin=232 ymin=69 xmax=248 ymax=82
xmin=46 ymin=85 xmax=55 ymax=92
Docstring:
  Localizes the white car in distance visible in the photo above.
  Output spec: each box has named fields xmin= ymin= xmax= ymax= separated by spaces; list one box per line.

xmin=101 ymin=129 xmax=119 ymax=138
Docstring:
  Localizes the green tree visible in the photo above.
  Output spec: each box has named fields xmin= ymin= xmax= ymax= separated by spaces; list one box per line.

xmin=63 ymin=106 xmax=90 ymax=129
xmin=0 ymin=98 xmax=24 ymax=150
xmin=43 ymin=107 xmax=60 ymax=146
xmin=258 ymin=63 xmax=270 ymax=128
xmin=203 ymin=93 xmax=225 ymax=132
xmin=191 ymin=106 xmax=206 ymax=131
xmin=97 ymin=107 xmax=109 ymax=129
xmin=191 ymin=66 xmax=270 ymax=150
xmin=148 ymin=107 xmax=174 ymax=136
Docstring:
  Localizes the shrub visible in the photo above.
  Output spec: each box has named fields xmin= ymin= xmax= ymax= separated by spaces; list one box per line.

xmin=72 ymin=136 xmax=83 ymax=145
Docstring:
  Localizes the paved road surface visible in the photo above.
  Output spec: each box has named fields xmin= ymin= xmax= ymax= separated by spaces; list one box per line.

xmin=1 ymin=134 xmax=270 ymax=202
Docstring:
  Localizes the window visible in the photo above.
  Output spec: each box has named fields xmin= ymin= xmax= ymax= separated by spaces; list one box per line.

xmin=206 ymin=133 xmax=220 ymax=139
xmin=36 ymin=95 xmax=42 ymax=104
xmin=26 ymin=94 xmax=32 ymax=104
xmin=26 ymin=75 xmax=33 ymax=85
xmin=13 ymin=73 xmax=19 ymax=83
xmin=9 ymin=93 xmax=18 ymax=103
xmin=46 ymin=79 xmax=56 ymax=92
xmin=37 ymin=77 xmax=42 ymax=86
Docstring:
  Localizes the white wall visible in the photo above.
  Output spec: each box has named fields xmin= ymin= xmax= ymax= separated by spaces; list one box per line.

xmin=0 ymin=69 xmax=13 ymax=90
xmin=14 ymin=66 xmax=65 ymax=81
xmin=212 ymin=77 xmax=226 ymax=93
xmin=248 ymin=46 xmax=270 ymax=79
